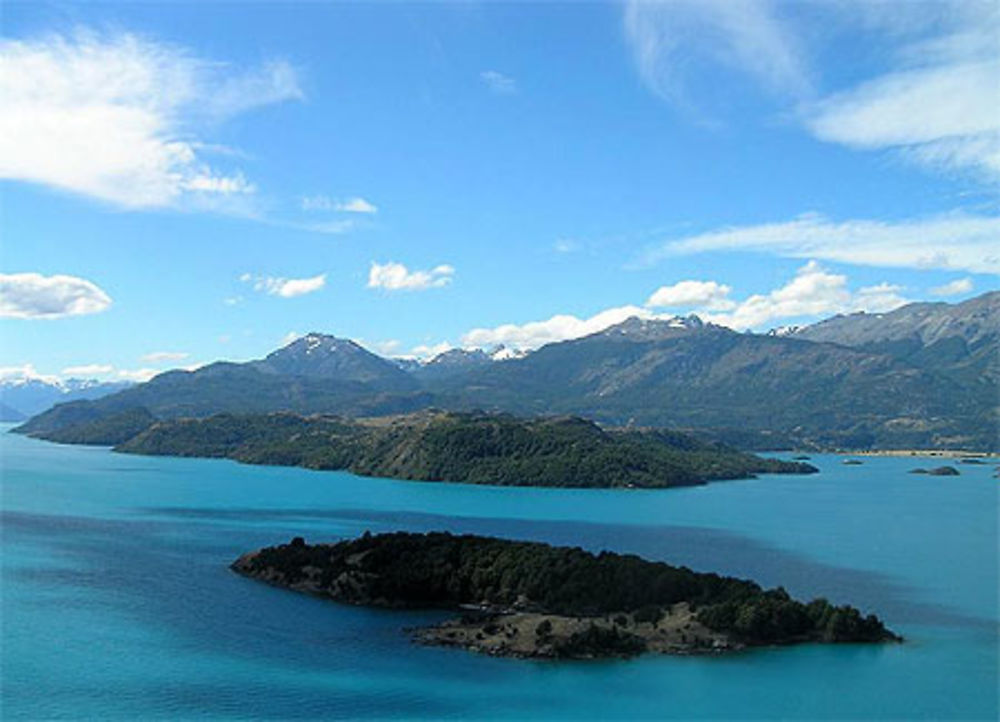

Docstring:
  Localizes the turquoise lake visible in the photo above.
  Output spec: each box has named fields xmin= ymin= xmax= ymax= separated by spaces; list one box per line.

xmin=1 ymin=425 xmax=997 ymax=720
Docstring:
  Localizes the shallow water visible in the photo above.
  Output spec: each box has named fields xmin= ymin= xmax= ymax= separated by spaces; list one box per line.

xmin=1 ymin=427 xmax=997 ymax=720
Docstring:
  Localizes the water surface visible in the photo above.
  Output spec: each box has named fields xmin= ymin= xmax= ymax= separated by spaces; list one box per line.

xmin=2 ymin=428 xmax=997 ymax=719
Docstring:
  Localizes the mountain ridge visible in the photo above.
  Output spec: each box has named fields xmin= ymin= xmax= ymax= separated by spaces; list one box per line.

xmin=13 ymin=293 xmax=998 ymax=451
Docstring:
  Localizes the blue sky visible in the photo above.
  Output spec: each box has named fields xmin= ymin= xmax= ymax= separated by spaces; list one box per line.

xmin=1 ymin=0 xmax=997 ymax=382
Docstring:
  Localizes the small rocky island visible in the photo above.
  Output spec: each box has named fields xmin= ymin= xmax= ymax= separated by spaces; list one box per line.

xmin=232 ymin=532 xmax=900 ymax=659
xmin=910 ymin=465 xmax=960 ymax=476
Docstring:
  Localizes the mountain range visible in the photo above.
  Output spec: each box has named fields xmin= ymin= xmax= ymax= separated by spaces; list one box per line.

xmin=14 ymin=291 xmax=999 ymax=451
xmin=0 ymin=377 xmax=133 ymax=421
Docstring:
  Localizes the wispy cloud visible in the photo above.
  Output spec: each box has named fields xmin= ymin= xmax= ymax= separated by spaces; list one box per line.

xmin=240 ymin=272 xmax=326 ymax=298
xmin=479 ymin=70 xmax=517 ymax=94
xmin=367 ymin=262 xmax=454 ymax=292
xmin=801 ymin=3 xmax=999 ymax=181
xmin=553 ymin=239 xmax=581 ymax=254
xmin=290 ymin=219 xmax=357 ymax=235
xmin=3 ymin=361 xmax=168 ymax=383
xmin=803 ymin=60 xmax=1000 ymax=181
xmin=0 ymin=28 xmax=302 ymax=210
xmin=61 ymin=363 xmax=113 ymax=377
xmin=301 ymin=195 xmax=378 ymax=214
xmin=622 ymin=1 xmax=999 ymax=182
xmin=623 ymin=0 xmax=811 ymax=116
xmin=0 ymin=272 xmax=112 ymax=319
xmin=115 ymin=368 xmax=160 ymax=383
xmin=638 ymin=211 xmax=1000 ymax=274
xmin=930 ymin=277 xmax=974 ymax=297
xmin=141 ymin=351 xmax=189 ymax=363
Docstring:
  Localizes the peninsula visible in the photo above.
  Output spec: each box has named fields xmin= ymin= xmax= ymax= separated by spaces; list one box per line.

xmin=113 ymin=410 xmax=816 ymax=488
xmin=232 ymin=532 xmax=900 ymax=659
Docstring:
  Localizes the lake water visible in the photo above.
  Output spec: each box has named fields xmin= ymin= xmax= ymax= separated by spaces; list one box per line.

xmin=1 ymin=426 xmax=997 ymax=720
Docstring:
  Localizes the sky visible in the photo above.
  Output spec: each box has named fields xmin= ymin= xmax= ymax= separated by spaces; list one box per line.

xmin=1 ymin=0 xmax=997 ymax=383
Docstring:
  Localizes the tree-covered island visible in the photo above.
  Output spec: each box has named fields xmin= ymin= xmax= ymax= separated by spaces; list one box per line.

xmin=111 ymin=410 xmax=816 ymax=489
xmin=232 ymin=532 xmax=900 ymax=659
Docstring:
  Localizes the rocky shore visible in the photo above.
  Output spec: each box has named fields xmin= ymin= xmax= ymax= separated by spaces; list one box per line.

xmin=411 ymin=603 xmax=739 ymax=659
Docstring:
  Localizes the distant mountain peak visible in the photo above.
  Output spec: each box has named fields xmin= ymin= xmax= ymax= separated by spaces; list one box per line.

xmin=424 ymin=348 xmax=491 ymax=366
xmin=489 ymin=344 xmax=527 ymax=361
xmin=600 ymin=314 xmax=706 ymax=341
xmin=284 ymin=332 xmax=361 ymax=354
xmin=255 ymin=332 xmax=413 ymax=387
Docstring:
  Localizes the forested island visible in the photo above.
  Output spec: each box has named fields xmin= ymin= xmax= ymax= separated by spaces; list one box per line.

xmin=110 ymin=410 xmax=816 ymax=488
xmin=232 ymin=532 xmax=900 ymax=659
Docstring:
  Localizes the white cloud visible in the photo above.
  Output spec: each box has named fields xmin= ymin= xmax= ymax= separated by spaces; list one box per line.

xmin=61 ymin=363 xmax=114 ymax=377
xmin=367 ymin=262 xmax=454 ymax=292
xmin=0 ymin=29 xmax=301 ymax=209
xmin=622 ymin=1 xmax=999 ymax=182
xmin=646 ymin=280 xmax=735 ymax=310
xmin=804 ymin=60 xmax=1000 ymax=179
xmin=462 ymin=304 xmax=655 ymax=351
xmin=301 ymin=195 xmax=377 ymax=214
xmin=623 ymin=0 xmax=811 ymax=113
xmin=141 ymin=351 xmax=189 ymax=363
xmin=280 ymin=331 xmax=302 ymax=346
xmin=700 ymin=262 xmax=909 ymax=330
xmin=930 ymin=277 xmax=974 ymax=297
xmin=0 ymin=363 xmax=60 ymax=384
xmin=338 ymin=197 xmax=377 ymax=214
xmin=242 ymin=273 xmax=326 ymax=298
xmin=479 ymin=70 xmax=517 ymax=94
xmin=799 ymin=3 xmax=1000 ymax=180
xmin=0 ymin=272 xmax=112 ymax=319
xmin=460 ymin=262 xmax=913 ymax=347
xmin=116 ymin=368 xmax=159 ymax=382
xmin=411 ymin=341 xmax=454 ymax=359
xmin=640 ymin=211 xmax=1000 ymax=274
xmin=854 ymin=283 xmax=911 ymax=314
xmin=357 ymin=338 xmax=402 ymax=357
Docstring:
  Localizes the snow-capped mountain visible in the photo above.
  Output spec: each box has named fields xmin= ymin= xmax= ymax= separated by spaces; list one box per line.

xmin=0 ymin=377 xmax=134 ymax=421
xmin=599 ymin=314 xmax=706 ymax=342
xmin=766 ymin=325 xmax=802 ymax=337
xmin=488 ymin=345 xmax=528 ymax=361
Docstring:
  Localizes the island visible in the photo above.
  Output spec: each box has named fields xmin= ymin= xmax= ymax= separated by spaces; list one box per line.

xmin=909 ymin=466 xmax=960 ymax=476
xmin=231 ymin=532 xmax=900 ymax=659
xmin=110 ymin=411 xmax=817 ymax=489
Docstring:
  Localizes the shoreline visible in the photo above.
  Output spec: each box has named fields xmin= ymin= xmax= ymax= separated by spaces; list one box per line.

xmin=410 ymin=603 xmax=741 ymax=659
xmin=841 ymin=450 xmax=998 ymax=459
